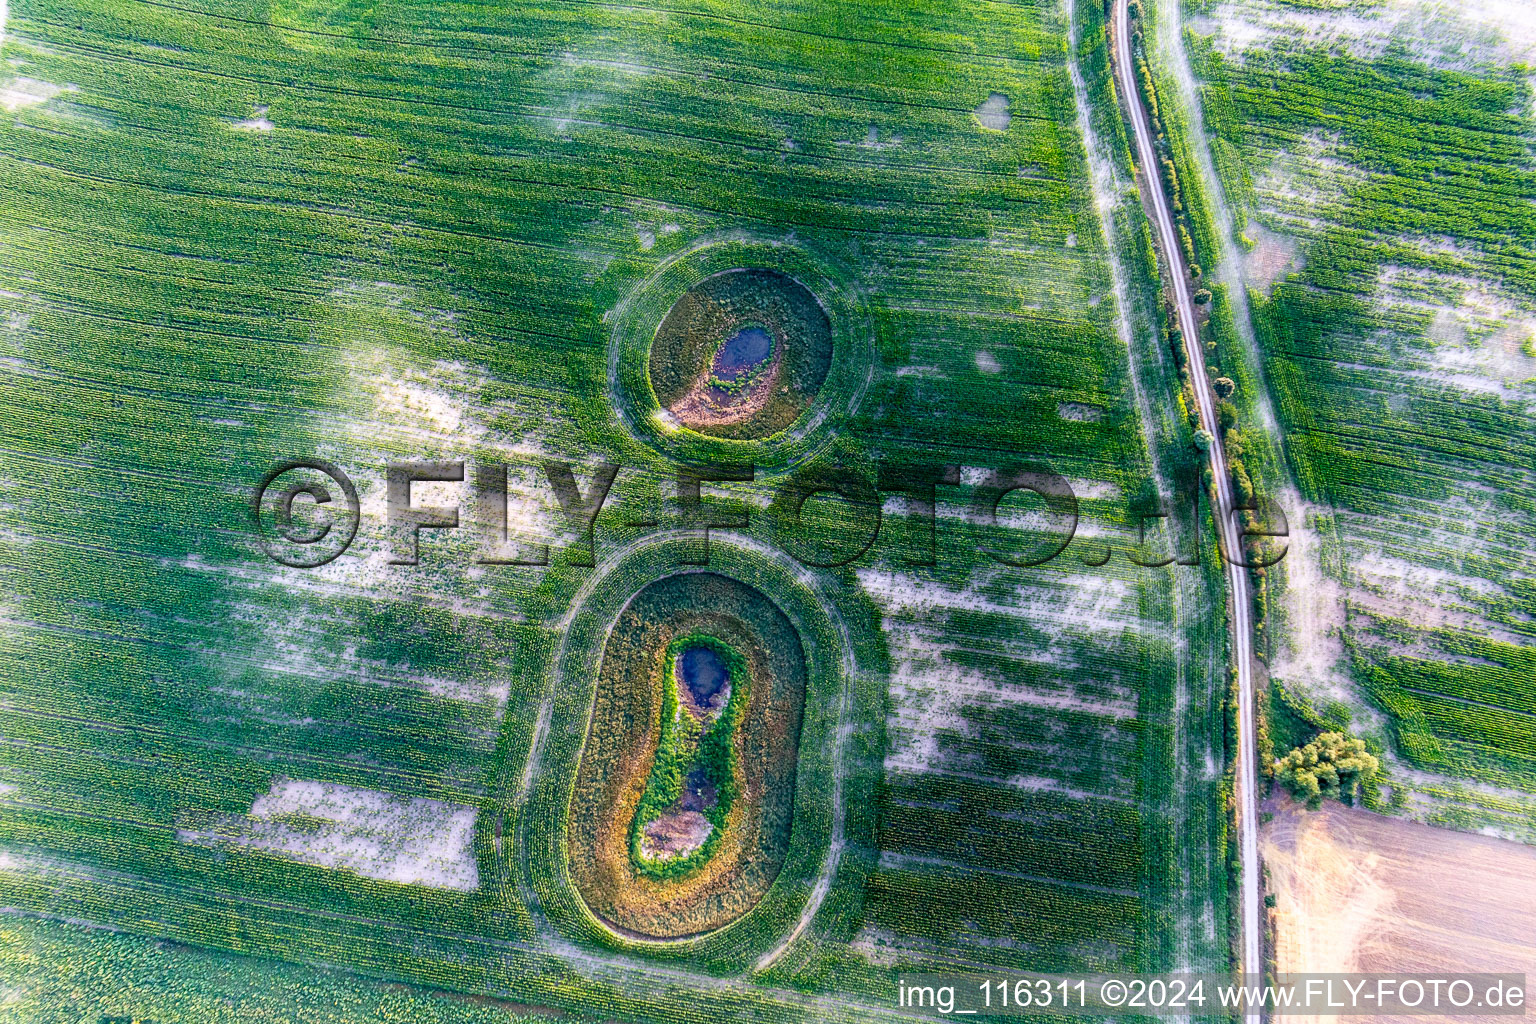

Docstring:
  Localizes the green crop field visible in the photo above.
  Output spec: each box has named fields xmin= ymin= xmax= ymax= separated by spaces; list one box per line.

xmin=0 ymin=0 xmax=1240 ymax=1017
xmin=1177 ymin=0 xmax=1536 ymax=837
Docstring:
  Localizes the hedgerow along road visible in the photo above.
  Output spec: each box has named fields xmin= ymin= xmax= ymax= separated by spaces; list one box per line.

xmin=1111 ymin=0 xmax=1263 ymax=977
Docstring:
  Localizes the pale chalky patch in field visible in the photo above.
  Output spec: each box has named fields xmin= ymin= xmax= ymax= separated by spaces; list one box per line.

xmin=1 ymin=78 xmax=71 ymax=112
xmin=859 ymin=567 xmax=1145 ymax=778
xmin=1242 ymin=220 xmax=1302 ymax=294
xmin=973 ymin=92 xmax=1011 ymax=131
xmin=287 ymin=302 xmax=562 ymax=600
xmin=232 ymin=104 xmax=274 ymax=131
xmin=1193 ymin=0 xmax=1536 ymax=70
xmin=181 ymin=778 xmax=479 ymax=891
xmin=1271 ymin=498 xmax=1347 ymax=692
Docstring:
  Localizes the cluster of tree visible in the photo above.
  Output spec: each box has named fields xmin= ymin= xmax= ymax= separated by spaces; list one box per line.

xmin=1275 ymin=732 xmax=1379 ymax=808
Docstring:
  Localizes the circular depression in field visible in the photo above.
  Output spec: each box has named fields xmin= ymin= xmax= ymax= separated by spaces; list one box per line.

xmin=646 ymin=269 xmax=832 ymax=440
xmin=608 ymin=237 xmax=872 ymax=467
xmin=566 ymin=571 xmax=807 ymax=939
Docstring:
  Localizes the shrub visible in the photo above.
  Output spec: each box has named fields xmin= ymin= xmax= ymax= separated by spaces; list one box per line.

xmin=630 ymin=633 xmax=749 ymax=881
xmin=1275 ymin=732 xmax=1380 ymax=809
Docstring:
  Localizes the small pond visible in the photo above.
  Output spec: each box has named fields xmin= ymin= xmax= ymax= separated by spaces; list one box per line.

xmin=711 ymin=326 xmax=772 ymax=382
xmin=677 ymin=643 xmax=729 ymax=704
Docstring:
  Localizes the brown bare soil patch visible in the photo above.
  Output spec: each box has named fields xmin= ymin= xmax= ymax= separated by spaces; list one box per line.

xmin=667 ymin=336 xmax=787 ymax=430
xmin=1263 ymin=799 xmax=1536 ymax=1023
xmin=642 ymin=810 xmax=713 ymax=859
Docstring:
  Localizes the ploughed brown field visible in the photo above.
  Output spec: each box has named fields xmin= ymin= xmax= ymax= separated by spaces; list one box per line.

xmin=1263 ymin=799 xmax=1536 ymax=1024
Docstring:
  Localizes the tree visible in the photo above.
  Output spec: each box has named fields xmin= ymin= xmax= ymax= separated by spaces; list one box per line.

xmin=1275 ymin=732 xmax=1380 ymax=809
xmin=1213 ymin=376 xmax=1236 ymax=399
xmin=1193 ymin=287 xmax=1213 ymax=305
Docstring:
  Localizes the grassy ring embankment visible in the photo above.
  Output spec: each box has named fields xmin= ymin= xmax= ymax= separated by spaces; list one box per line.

xmin=608 ymin=234 xmax=872 ymax=468
xmin=522 ymin=538 xmax=853 ymax=966
xmin=570 ymin=573 xmax=800 ymax=937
